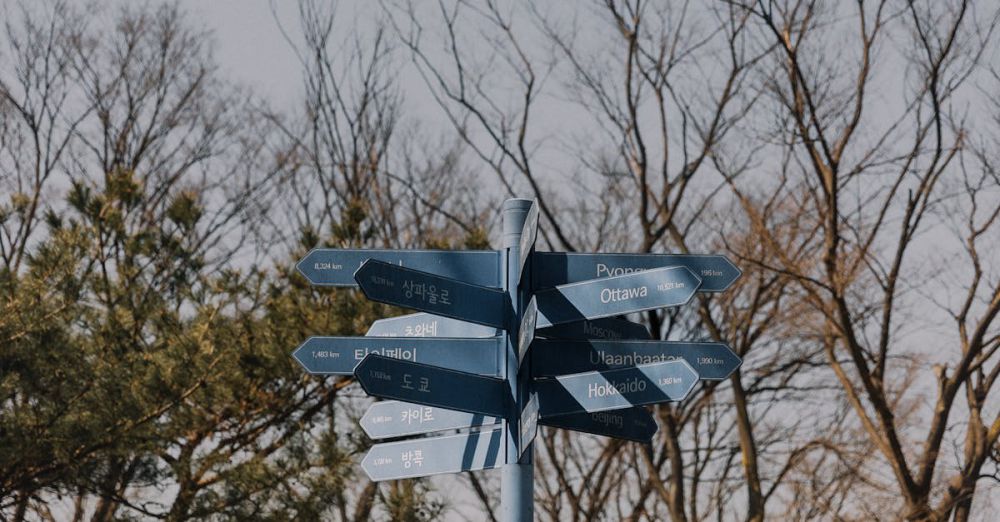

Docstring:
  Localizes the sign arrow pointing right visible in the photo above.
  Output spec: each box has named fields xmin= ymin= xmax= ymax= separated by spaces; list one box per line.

xmin=535 ymin=360 xmax=698 ymax=417
xmin=531 ymin=340 xmax=741 ymax=380
xmin=541 ymin=407 xmax=658 ymax=443
xmin=532 ymin=252 xmax=740 ymax=292
xmin=532 ymin=266 xmax=702 ymax=328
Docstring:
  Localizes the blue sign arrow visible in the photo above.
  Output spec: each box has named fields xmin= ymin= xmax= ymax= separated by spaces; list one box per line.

xmin=540 ymin=408 xmax=657 ymax=443
xmin=355 ymin=355 xmax=508 ymax=416
xmin=531 ymin=340 xmax=741 ymax=380
xmin=532 ymin=266 xmax=701 ymax=328
xmin=361 ymin=427 xmax=504 ymax=481
xmin=366 ymin=312 xmax=498 ymax=338
xmin=360 ymin=400 xmax=501 ymax=439
xmin=292 ymin=336 xmax=502 ymax=376
xmin=518 ymin=393 xmax=539 ymax=459
xmin=538 ymin=316 xmax=650 ymax=341
xmin=532 ymin=252 xmax=740 ymax=293
xmin=535 ymin=360 xmax=698 ymax=417
xmin=355 ymin=260 xmax=509 ymax=329
xmin=297 ymin=248 xmax=501 ymax=287
xmin=517 ymin=200 xmax=539 ymax=284
xmin=517 ymin=297 xmax=538 ymax=364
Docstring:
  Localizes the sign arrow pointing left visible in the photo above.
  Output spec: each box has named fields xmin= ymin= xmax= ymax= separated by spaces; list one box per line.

xmin=361 ymin=427 xmax=504 ymax=481
xmin=360 ymin=401 xmax=502 ymax=440
xmin=531 ymin=340 xmax=741 ymax=380
xmin=297 ymin=248 xmax=501 ymax=287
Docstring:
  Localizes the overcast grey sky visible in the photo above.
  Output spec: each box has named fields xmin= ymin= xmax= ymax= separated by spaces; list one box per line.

xmin=178 ymin=1 xmax=301 ymax=105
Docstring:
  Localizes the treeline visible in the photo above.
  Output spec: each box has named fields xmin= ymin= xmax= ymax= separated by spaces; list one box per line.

xmin=2 ymin=1 xmax=1000 ymax=521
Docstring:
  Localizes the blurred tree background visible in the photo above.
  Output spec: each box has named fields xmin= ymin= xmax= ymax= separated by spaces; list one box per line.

xmin=1 ymin=0 xmax=999 ymax=520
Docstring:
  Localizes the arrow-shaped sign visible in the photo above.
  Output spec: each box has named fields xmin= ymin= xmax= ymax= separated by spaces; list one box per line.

xmin=293 ymin=336 xmax=502 ymax=376
xmin=540 ymin=408 xmax=658 ymax=443
xmin=517 ymin=200 xmax=539 ymax=284
xmin=297 ymin=248 xmax=501 ymax=287
xmin=531 ymin=340 xmax=741 ymax=380
xmin=532 ymin=252 xmax=740 ymax=292
xmin=517 ymin=297 xmax=538 ymax=364
xmin=361 ymin=427 xmax=504 ymax=481
xmin=355 ymin=259 xmax=509 ymax=329
xmin=366 ymin=312 xmax=498 ymax=338
xmin=532 ymin=266 xmax=701 ymax=328
xmin=518 ymin=393 xmax=540 ymax=459
xmin=535 ymin=360 xmax=698 ymax=417
xmin=355 ymin=355 xmax=507 ymax=417
xmin=538 ymin=316 xmax=650 ymax=341
xmin=360 ymin=400 xmax=501 ymax=439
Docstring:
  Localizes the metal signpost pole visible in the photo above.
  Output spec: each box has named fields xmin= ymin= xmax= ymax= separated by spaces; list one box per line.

xmin=501 ymin=198 xmax=532 ymax=522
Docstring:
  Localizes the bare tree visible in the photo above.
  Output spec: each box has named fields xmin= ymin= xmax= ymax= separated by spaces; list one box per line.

xmin=0 ymin=0 xmax=89 ymax=273
xmin=726 ymin=0 xmax=1000 ymax=519
xmin=383 ymin=2 xmax=839 ymax=521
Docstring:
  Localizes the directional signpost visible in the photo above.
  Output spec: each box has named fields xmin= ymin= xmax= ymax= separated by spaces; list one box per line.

xmin=517 ymin=297 xmax=537 ymax=363
xmin=516 ymin=200 xmax=539 ymax=283
xmin=292 ymin=198 xmax=742 ymax=521
xmin=518 ymin=393 xmax=539 ymax=459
